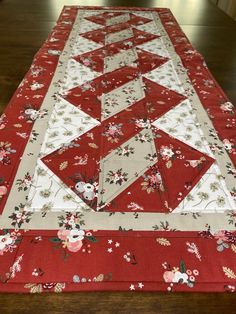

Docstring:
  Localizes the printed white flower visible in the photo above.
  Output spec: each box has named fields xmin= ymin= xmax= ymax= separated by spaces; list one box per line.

xmin=160 ymin=145 xmax=174 ymax=159
xmin=47 ymin=49 xmax=61 ymax=56
xmin=220 ymin=102 xmax=234 ymax=112
xmin=0 ymin=234 xmax=13 ymax=251
xmin=172 ymin=271 xmax=188 ymax=283
xmin=30 ymin=82 xmax=44 ymax=91
xmin=223 ymin=139 xmax=233 ymax=151
xmin=67 ymin=229 xmax=85 ymax=243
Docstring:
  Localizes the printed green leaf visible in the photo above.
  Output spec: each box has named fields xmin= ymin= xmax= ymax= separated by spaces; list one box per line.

xmin=86 ymin=235 xmax=98 ymax=243
xmin=49 ymin=237 xmax=61 ymax=243
xmin=180 ymin=260 xmax=186 ymax=273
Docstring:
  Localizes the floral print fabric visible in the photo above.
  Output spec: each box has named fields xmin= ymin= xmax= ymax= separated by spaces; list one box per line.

xmin=0 ymin=6 xmax=236 ymax=293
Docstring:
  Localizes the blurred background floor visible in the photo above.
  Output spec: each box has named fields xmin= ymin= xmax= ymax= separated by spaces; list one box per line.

xmin=0 ymin=0 xmax=236 ymax=313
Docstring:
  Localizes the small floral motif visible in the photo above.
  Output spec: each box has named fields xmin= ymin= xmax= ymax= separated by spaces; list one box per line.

xmin=30 ymin=82 xmax=44 ymax=91
xmin=115 ymin=145 xmax=134 ymax=157
xmin=50 ymin=228 xmax=97 ymax=255
xmin=69 ymin=172 xmax=98 ymax=207
xmin=127 ymin=202 xmax=144 ymax=211
xmin=73 ymin=272 xmax=112 ymax=284
xmin=106 ymin=168 xmax=128 ymax=185
xmin=227 ymin=211 xmax=236 ymax=226
xmin=223 ymin=139 xmax=236 ymax=154
xmin=75 ymin=181 xmax=97 ymax=202
xmin=141 ymin=165 xmax=164 ymax=193
xmin=0 ymin=142 xmax=16 ymax=165
xmin=199 ymin=227 xmax=236 ymax=252
xmin=102 ymin=122 xmax=124 ymax=143
xmin=8 ymin=203 xmax=32 ymax=228
xmin=19 ymin=106 xmax=48 ymax=122
xmin=153 ymin=221 xmax=177 ymax=231
xmin=47 ymin=49 xmax=61 ymax=56
xmin=16 ymin=172 xmax=32 ymax=191
xmin=224 ymin=285 xmax=236 ymax=292
xmin=58 ymin=212 xmax=85 ymax=230
xmin=129 ymin=282 xmax=144 ymax=291
xmin=32 ymin=268 xmax=44 ymax=277
xmin=29 ymin=130 xmax=39 ymax=143
xmin=0 ymin=177 xmax=7 ymax=199
xmin=40 ymin=189 xmax=51 ymax=198
xmin=0 ymin=113 xmax=7 ymax=129
xmin=184 ymin=157 xmax=206 ymax=169
xmin=24 ymin=282 xmax=65 ymax=293
xmin=186 ymin=242 xmax=201 ymax=261
xmin=57 ymin=229 xmax=85 ymax=253
xmin=1 ymin=254 xmax=24 ymax=283
xmin=123 ymin=252 xmax=137 ymax=265
xmin=0 ymin=230 xmax=21 ymax=255
xmin=162 ymin=260 xmax=199 ymax=290
xmin=104 ymin=95 xmax=119 ymax=108
xmin=133 ymin=118 xmax=151 ymax=129
xmin=30 ymin=65 xmax=45 ymax=77
xmin=214 ymin=230 xmax=236 ymax=252
xmin=220 ymin=102 xmax=234 ymax=115
xmin=159 ymin=144 xmax=184 ymax=168
xmin=226 ymin=162 xmax=236 ymax=178
xmin=73 ymin=154 xmax=88 ymax=165
xmin=135 ymin=132 xmax=152 ymax=143
xmin=79 ymin=56 xmax=97 ymax=69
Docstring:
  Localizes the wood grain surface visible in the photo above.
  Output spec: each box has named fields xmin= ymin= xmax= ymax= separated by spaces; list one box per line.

xmin=0 ymin=0 xmax=236 ymax=313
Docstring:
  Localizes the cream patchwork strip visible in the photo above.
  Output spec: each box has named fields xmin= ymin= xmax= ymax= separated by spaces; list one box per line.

xmin=106 ymin=13 xmax=130 ymax=26
xmin=0 ymin=210 xmax=235 ymax=231
xmin=105 ymin=28 xmax=133 ymax=45
xmin=101 ymin=76 xmax=145 ymax=120
xmin=104 ymin=48 xmax=138 ymax=73
xmin=98 ymin=128 xmax=157 ymax=206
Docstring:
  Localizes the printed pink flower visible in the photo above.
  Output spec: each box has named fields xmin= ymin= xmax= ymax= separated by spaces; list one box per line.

xmin=67 ymin=240 xmax=83 ymax=252
xmin=57 ymin=229 xmax=70 ymax=241
xmin=214 ymin=230 xmax=228 ymax=242
xmin=102 ymin=123 xmax=123 ymax=143
xmin=163 ymin=271 xmax=175 ymax=283
xmin=193 ymin=269 xmax=199 ymax=276
xmin=159 ymin=145 xmax=174 ymax=160
xmin=223 ymin=139 xmax=235 ymax=153
xmin=0 ymin=150 xmax=7 ymax=159
xmin=83 ymin=58 xmax=91 ymax=66
xmin=220 ymin=102 xmax=234 ymax=113
xmin=57 ymin=229 xmax=85 ymax=253
xmin=0 ymin=186 xmax=7 ymax=197
xmin=0 ymin=233 xmax=14 ymax=255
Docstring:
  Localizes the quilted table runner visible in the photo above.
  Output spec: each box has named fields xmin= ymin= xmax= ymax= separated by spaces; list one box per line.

xmin=0 ymin=6 xmax=236 ymax=293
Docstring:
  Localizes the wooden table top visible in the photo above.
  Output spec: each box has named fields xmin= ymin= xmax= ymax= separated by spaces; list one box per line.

xmin=0 ymin=0 xmax=236 ymax=313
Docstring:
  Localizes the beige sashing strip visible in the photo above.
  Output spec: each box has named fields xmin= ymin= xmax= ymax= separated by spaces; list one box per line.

xmin=1 ymin=8 xmax=235 ymax=231
xmin=0 ymin=210 xmax=235 ymax=231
